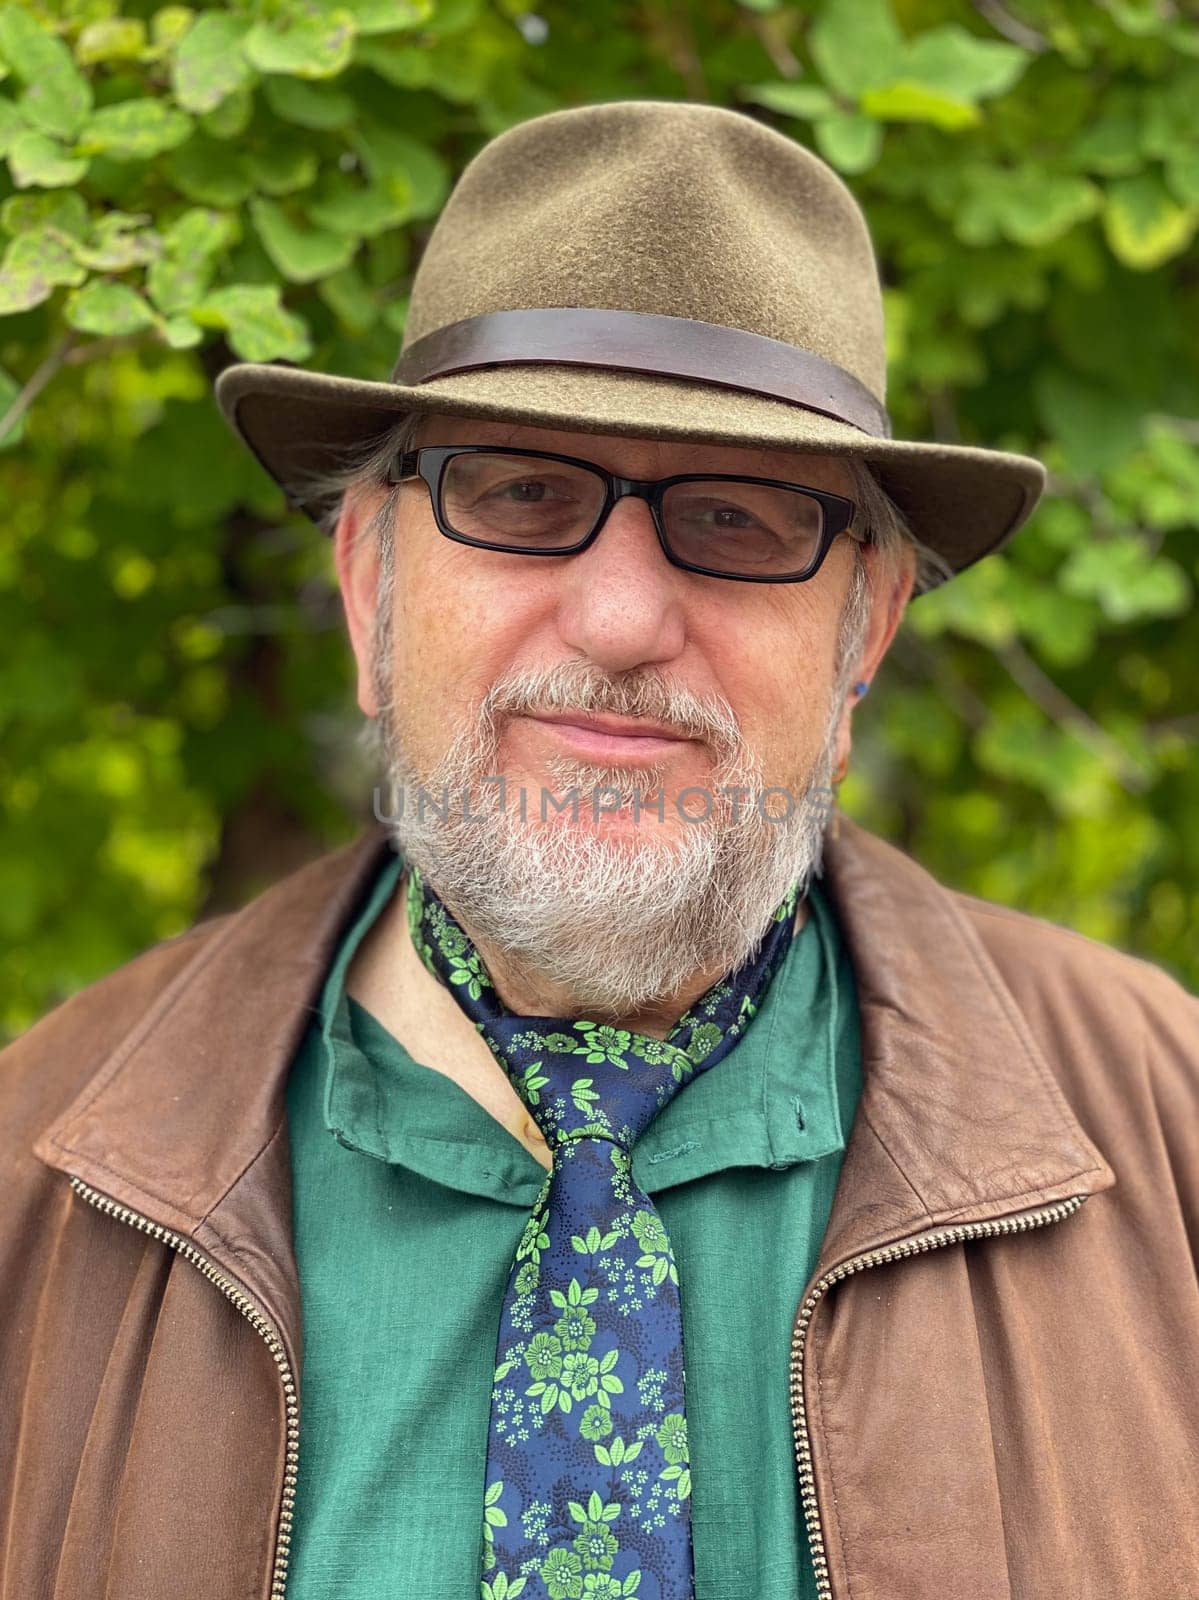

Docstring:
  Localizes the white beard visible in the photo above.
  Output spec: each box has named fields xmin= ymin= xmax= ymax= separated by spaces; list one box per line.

xmin=367 ymin=573 xmax=868 ymax=1018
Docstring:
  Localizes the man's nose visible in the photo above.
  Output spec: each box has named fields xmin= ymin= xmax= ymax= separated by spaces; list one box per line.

xmin=551 ymin=493 xmax=688 ymax=673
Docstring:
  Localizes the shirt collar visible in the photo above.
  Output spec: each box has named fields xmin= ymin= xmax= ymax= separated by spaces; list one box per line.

xmin=319 ymin=855 xmax=853 ymax=1207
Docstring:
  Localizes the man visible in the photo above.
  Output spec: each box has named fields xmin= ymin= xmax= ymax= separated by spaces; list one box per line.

xmin=1 ymin=100 xmax=1196 ymax=1600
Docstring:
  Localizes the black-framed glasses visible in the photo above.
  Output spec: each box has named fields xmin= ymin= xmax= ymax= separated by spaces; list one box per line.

xmin=385 ymin=444 xmax=864 ymax=583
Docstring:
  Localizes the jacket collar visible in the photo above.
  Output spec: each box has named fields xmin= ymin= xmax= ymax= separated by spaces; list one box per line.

xmin=813 ymin=819 xmax=1115 ymax=1281
xmin=33 ymin=816 xmax=1116 ymax=1367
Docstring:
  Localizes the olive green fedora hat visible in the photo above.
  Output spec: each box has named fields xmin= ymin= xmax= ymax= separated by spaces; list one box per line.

xmin=213 ymin=99 xmax=1045 ymax=581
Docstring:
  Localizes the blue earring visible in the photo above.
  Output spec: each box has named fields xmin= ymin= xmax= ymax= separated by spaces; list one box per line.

xmin=854 ymin=680 xmax=869 ymax=698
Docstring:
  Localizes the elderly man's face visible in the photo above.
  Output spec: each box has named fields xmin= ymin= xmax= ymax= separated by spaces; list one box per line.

xmin=337 ymin=414 xmax=911 ymax=1014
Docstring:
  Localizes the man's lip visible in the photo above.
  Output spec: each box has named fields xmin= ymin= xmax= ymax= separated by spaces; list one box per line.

xmin=524 ymin=711 xmax=692 ymax=742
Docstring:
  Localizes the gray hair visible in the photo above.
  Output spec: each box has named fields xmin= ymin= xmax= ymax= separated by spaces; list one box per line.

xmin=288 ymin=412 xmax=953 ymax=595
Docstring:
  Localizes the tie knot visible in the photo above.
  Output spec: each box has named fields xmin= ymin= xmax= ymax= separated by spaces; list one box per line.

xmin=404 ymin=861 xmax=800 ymax=1158
xmin=484 ymin=1017 xmax=697 ymax=1152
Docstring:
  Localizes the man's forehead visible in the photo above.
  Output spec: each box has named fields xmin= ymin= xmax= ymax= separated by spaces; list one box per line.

xmin=411 ymin=411 xmax=856 ymax=493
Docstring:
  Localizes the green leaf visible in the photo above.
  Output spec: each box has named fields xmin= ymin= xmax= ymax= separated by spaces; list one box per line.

xmin=193 ymin=283 xmax=312 ymax=361
xmin=307 ymin=177 xmax=410 ymax=237
xmin=1103 ymin=176 xmax=1197 ymax=271
xmin=1 ymin=191 xmax=88 ymax=239
xmin=69 ymin=211 xmax=160 ymax=273
xmin=907 ymin=557 xmax=1016 ymax=648
xmin=152 ymin=7 xmax=195 ymax=49
xmin=75 ymin=18 xmax=147 ymax=65
xmin=263 ymin=74 xmax=355 ymax=130
xmin=0 ymin=5 xmax=92 ymax=140
xmin=244 ymin=138 xmax=319 ymax=197
xmin=860 ymin=82 xmax=979 ymax=130
xmin=249 ymin=197 xmax=356 ymax=283
xmin=147 ymin=206 xmax=236 ymax=314
xmin=809 ymin=0 xmax=905 ymax=97
xmin=161 ymin=315 xmax=203 ymax=349
xmin=1069 ymin=97 xmax=1144 ymax=177
xmin=166 ymin=137 xmax=254 ymax=206
xmin=955 ymin=169 xmax=1100 ymax=248
xmin=740 ymin=82 xmax=836 ymax=120
xmin=351 ymin=123 xmax=450 ymax=218
xmin=65 ymin=280 xmax=158 ymax=336
xmin=0 ymin=97 xmax=24 ymax=159
xmin=6 ymin=130 xmax=89 ymax=189
xmin=1140 ymin=66 xmax=1199 ymax=159
xmin=199 ymin=84 xmax=253 ymax=141
xmin=243 ymin=8 xmax=356 ymax=78
xmin=0 ymin=227 xmax=80 ymax=313
xmin=171 ymin=13 xmax=253 ymax=114
xmin=1060 ymin=538 xmax=1191 ymax=623
xmin=898 ymin=23 xmax=1027 ymax=102
xmin=813 ymin=110 xmax=882 ymax=174
xmin=342 ymin=0 xmax=431 ymax=31
xmin=77 ymin=100 xmax=194 ymax=162
xmin=1036 ymin=369 xmax=1146 ymax=476
xmin=1164 ymin=149 xmax=1199 ymax=207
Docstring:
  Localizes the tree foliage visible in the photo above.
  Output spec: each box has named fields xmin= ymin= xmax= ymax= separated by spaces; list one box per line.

xmin=1 ymin=0 xmax=1196 ymax=1035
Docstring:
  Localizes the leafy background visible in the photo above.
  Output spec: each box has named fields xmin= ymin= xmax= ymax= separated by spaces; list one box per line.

xmin=1 ymin=0 xmax=1196 ymax=1038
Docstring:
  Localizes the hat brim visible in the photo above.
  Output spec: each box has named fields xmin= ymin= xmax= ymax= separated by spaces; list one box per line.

xmin=213 ymin=360 xmax=1045 ymax=582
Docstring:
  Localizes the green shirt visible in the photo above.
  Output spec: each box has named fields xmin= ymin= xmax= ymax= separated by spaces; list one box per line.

xmin=285 ymin=851 xmax=863 ymax=1599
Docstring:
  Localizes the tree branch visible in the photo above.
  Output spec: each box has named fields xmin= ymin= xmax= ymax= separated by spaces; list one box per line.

xmin=969 ymin=0 xmax=1049 ymax=52
xmin=998 ymin=638 xmax=1153 ymax=791
xmin=0 ymin=330 xmax=81 ymax=443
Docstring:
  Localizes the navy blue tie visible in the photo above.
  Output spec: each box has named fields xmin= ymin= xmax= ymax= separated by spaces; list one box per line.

xmin=405 ymin=867 xmax=799 ymax=1600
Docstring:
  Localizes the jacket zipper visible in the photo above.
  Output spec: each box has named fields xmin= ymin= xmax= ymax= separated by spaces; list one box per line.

xmin=66 ymin=1171 xmax=1086 ymax=1600
xmin=789 ymin=1193 xmax=1087 ymax=1600
xmin=68 ymin=1175 xmax=299 ymax=1600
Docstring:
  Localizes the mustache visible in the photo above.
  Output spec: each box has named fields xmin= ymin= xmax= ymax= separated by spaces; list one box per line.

xmin=477 ymin=659 xmax=744 ymax=762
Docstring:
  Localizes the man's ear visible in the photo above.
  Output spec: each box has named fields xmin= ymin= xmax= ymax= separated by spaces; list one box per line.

xmin=857 ymin=540 xmax=917 ymax=684
xmin=831 ymin=542 xmax=916 ymax=777
xmin=332 ymin=487 xmax=385 ymax=719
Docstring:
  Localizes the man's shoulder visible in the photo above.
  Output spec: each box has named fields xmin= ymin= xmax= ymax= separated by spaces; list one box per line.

xmin=951 ymin=885 xmax=1194 ymax=1012
xmin=947 ymin=884 xmax=1198 ymax=1075
xmin=0 ymin=915 xmax=233 ymax=1162
xmin=1 ymin=823 xmax=393 ymax=1170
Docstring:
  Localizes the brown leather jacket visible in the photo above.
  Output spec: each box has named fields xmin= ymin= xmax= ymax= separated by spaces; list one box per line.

xmin=3 ymin=817 xmax=1197 ymax=1600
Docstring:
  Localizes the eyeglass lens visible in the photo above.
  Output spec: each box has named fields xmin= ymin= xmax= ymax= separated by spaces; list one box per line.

xmin=438 ymin=451 xmax=826 ymax=578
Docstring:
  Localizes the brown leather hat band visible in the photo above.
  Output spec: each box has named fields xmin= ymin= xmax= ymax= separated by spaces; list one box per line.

xmin=392 ymin=308 xmax=892 ymax=439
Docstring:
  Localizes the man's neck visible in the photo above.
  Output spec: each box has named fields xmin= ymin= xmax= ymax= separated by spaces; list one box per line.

xmin=343 ymin=875 xmax=806 ymax=1169
xmin=363 ymin=872 xmax=807 ymax=1036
